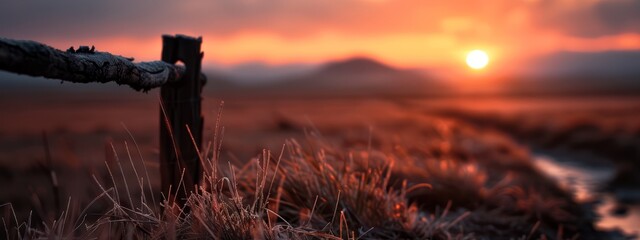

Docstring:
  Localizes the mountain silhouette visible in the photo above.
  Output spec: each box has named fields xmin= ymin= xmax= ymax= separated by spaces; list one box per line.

xmin=320 ymin=57 xmax=397 ymax=74
xmin=503 ymin=51 xmax=640 ymax=96
xmin=269 ymin=57 xmax=442 ymax=96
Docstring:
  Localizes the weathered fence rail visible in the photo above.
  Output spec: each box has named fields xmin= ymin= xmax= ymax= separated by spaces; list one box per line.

xmin=0 ymin=37 xmax=205 ymax=92
xmin=0 ymin=35 xmax=205 ymax=204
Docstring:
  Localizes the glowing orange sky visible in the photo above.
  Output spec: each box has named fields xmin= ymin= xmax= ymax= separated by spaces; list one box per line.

xmin=41 ymin=31 xmax=640 ymax=79
xmin=2 ymin=0 xmax=640 ymax=77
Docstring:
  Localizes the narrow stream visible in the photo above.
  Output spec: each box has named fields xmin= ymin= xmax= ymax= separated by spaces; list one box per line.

xmin=533 ymin=152 xmax=640 ymax=237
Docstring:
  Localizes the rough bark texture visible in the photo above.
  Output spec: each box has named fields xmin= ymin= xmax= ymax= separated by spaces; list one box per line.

xmin=0 ymin=37 xmax=203 ymax=91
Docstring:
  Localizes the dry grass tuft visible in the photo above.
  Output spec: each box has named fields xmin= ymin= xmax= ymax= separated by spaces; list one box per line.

xmin=1 ymin=122 xmax=600 ymax=239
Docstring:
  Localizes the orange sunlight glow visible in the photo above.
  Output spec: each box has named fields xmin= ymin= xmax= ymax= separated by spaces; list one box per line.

xmin=466 ymin=50 xmax=489 ymax=69
xmin=41 ymin=31 xmax=640 ymax=77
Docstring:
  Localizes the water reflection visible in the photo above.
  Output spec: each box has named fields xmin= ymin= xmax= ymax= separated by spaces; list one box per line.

xmin=534 ymin=153 xmax=639 ymax=236
xmin=597 ymin=195 xmax=640 ymax=236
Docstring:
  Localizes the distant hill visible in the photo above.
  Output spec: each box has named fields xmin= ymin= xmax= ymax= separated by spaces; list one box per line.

xmin=320 ymin=57 xmax=397 ymax=75
xmin=262 ymin=57 xmax=443 ymax=97
xmin=529 ymin=51 xmax=640 ymax=79
xmin=505 ymin=51 xmax=640 ymax=96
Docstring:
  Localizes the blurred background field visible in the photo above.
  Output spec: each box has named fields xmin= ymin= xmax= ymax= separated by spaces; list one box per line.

xmin=1 ymin=85 xmax=639 ymax=237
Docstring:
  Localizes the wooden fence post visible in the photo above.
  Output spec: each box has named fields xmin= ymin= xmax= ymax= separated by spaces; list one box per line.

xmin=159 ymin=35 xmax=204 ymax=202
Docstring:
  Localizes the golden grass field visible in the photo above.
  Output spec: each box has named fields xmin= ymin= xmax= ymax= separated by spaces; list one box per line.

xmin=1 ymin=92 xmax=639 ymax=239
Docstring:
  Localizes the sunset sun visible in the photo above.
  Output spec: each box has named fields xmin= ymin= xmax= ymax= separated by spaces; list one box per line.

xmin=466 ymin=50 xmax=489 ymax=70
